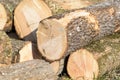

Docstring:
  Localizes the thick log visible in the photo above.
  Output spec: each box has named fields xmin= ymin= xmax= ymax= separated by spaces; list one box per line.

xmin=14 ymin=0 xmax=52 ymax=42
xmin=37 ymin=1 xmax=120 ymax=61
xmin=67 ymin=33 xmax=120 ymax=80
xmin=0 ymin=59 xmax=58 ymax=80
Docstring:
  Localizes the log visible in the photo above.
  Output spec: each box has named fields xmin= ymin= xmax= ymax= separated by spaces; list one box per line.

xmin=0 ymin=59 xmax=58 ymax=80
xmin=37 ymin=1 xmax=120 ymax=61
xmin=67 ymin=49 xmax=99 ymax=80
xmin=44 ymin=0 xmax=103 ymax=14
xmin=0 ymin=0 xmax=22 ymax=32
xmin=14 ymin=0 xmax=52 ymax=42
xmin=0 ymin=31 xmax=35 ymax=65
xmin=0 ymin=3 xmax=12 ymax=32
xmin=67 ymin=33 xmax=120 ymax=80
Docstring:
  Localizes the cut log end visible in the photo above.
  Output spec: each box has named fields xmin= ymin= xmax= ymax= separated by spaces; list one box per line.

xmin=0 ymin=3 xmax=7 ymax=30
xmin=14 ymin=0 xmax=52 ymax=42
xmin=37 ymin=19 xmax=67 ymax=61
xmin=19 ymin=41 xmax=41 ymax=62
xmin=67 ymin=49 xmax=99 ymax=80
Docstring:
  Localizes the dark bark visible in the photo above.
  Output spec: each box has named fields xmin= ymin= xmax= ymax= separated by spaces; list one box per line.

xmin=0 ymin=59 xmax=58 ymax=80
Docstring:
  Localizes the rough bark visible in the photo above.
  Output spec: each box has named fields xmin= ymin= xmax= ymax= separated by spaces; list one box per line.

xmin=0 ymin=31 xmax=12 ymax=65
xmin=37 ymin=1 xmax=120 ymax=61
xmin=0 ymin=59 xmax=58 ymax=80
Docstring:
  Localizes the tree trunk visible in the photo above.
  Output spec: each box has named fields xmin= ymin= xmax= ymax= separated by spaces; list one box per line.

xmin=67 ymin=33 xmax=120 ymax=80
xmin=0 ymin=59 xmax=58 ymax=80
xmin=37 ymin=1 xmax=120 ymax=61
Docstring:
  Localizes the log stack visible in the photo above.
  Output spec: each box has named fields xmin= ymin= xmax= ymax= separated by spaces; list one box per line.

xmin=0 ymin=0 xmax=120 ymax=80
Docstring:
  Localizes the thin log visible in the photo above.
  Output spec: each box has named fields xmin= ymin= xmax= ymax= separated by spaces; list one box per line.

xmin=0 ymin=0 xmax=22 ymax=32
xmin=37 ymin=1 xmax=120 ymax=61
xmin=0 ymin=3 xmax=12 ymax=32
xmin=14 ymin=0 xmax=52 ymax=42
xmin=0 ymin=59 xmax=58 ymax=80
xmin=67 ymin=33 xmax=120 ymax=79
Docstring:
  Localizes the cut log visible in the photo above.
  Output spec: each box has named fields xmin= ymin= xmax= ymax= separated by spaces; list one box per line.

xmin=0 ymin=59 xmax=58 ymax=80
xmin=14 ymin=0 xmax=52 ymax=42
xmin=67 ymin=33 xmax=120 ymax=79
xmin=37 ymin=1 xmax=120 ymax=61
xmin=19 ymin=41 xmax=41 ymax=62
xmin=67 ymin=49 xmax=99 ymax=80
xmin=0 ymin=3 xmax=12 ymax=32
xmin=37 ymin=19 xmax=67 ymax=61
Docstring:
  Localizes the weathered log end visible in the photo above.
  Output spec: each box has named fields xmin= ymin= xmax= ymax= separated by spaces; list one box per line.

xmin=37 ymin=19 xmax=67 ymax=61
xmin=14 ymin=0 xmax=52 ymax=42
xmin=67 ymin=49 xmax=99 ymax=80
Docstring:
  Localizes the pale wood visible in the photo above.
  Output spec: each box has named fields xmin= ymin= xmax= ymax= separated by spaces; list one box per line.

xmin=19 ymin=42 xmax=34 ymax=62
xmin=37 ymin=19 xmax=67 ymax=61
xmin=50 ymin=58 xmax=64 ymax=75
xmin=14 ymin=0 xmax=52 ymax=42
xmin=19 ymin=41 xmax=41 ymax=62
xmin=67 ymin=49 xmax=99 ymax=80
xmin=0 ymin=3 xmax=12 ymax=32
xmin=50 ymin=61 xmax=60 ymax=74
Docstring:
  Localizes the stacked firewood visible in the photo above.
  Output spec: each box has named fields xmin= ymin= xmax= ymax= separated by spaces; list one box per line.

xmin=0 ymin=0 xmax=120 ymax=80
